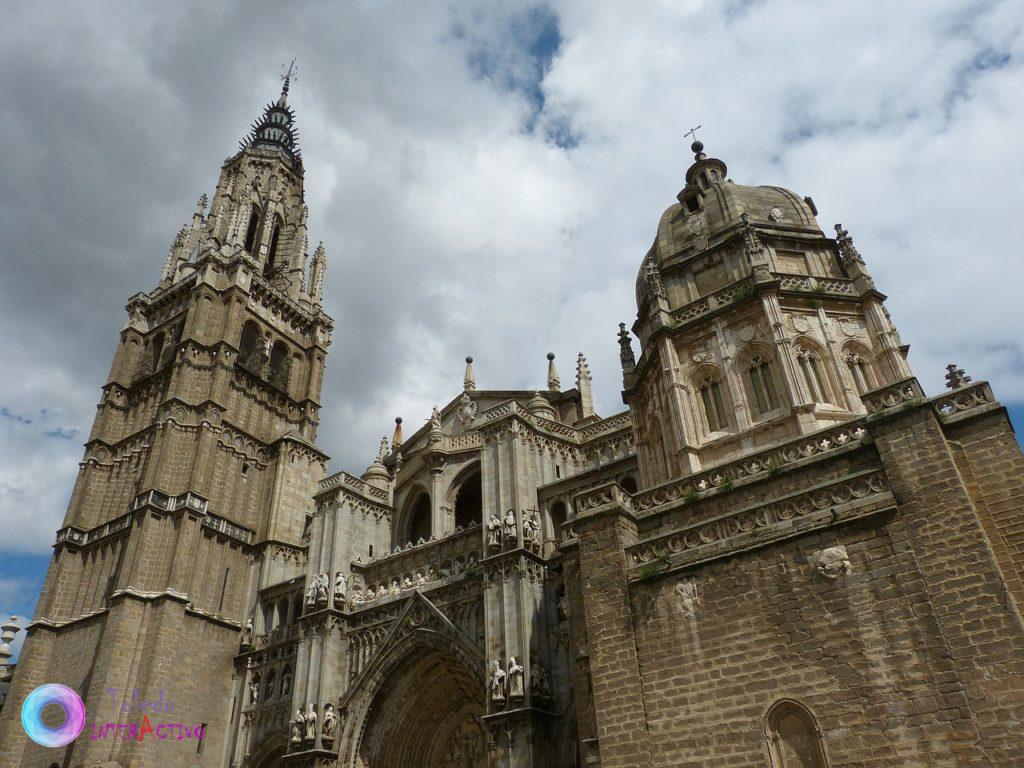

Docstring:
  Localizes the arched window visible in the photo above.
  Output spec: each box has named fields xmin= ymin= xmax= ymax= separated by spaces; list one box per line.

xmin=747 ymin=354 xmax=779 ymax=415
xmin=264 ymin=214 xmax=283 ymax=278
xmin=407 ymin=493 xmax=431 ymax=544
xmin=699 ymin=375 xmax=729 ymax=432
xmin=239 ymin=321 xmax=261 ymax=359
xmin=621 ymin=476 xmax=638 ymax=494
xmin=150 ymin=332 xmax=165 ymax=373
xmin=796 ymin=346 xmax=830 ymax=405
xmin=276 ymin=596 xmax=289 ymax=627
xmin=453 ymin=469 xmax=482 ymax=530
xmin=268 ymin=341 xmax=290 ymax=390
xmin=766 ymin=700 xmax=828 ymax=768
xmin=244 ymin=204 xmax=261 ymax=253
xmin=844 ymin=350 xmax=872 ymax=394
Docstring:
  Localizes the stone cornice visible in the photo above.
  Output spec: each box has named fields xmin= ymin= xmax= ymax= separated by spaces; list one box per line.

xmin=626 ymin=469 xmax=893 ymax=580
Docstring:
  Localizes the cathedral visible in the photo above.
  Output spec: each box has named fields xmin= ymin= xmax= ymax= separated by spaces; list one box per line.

xmin=2 ymin=75 xmax=1024 ymax=768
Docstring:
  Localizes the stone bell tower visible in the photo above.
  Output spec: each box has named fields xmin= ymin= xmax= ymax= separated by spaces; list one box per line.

xmin=620 ymin=139 xmax=912 ymax=488
xmin=0 ymin=71 xmax=333 ymax=768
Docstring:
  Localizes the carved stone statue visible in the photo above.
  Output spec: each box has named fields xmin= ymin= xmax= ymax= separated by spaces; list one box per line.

xmin=290 ymin=708 xmax=305 ymax=748
xmin=315 ymin=573 xmax=330 ymax=606
xmin=531 ymin=660 xmax=551 ymax=698
xmin=239 ymin=618 xmax=253 ymax=649
xmin=304 ymin=580 xmax=317 ymax=609
xmin=415 ymin=571 xmax=427 ymax=586
xmin=333 ymin=571 xmax=347 ymax=607
xmin=557 ymin=594 xmax=569 ymax=623
xmin=304 ymin=703 xmax=317 ymax=743
xmin=486 ymin=514 xmax=502 ymax=550
xmin=489 ymin=660 xmax=506 ymax=703
xmin=376 ymin=584 xmax=388 ymax=598
xmin=403 ymin=575 xmax=414 ymax=590
xmin=281 ymin=668 xmax=292 ymax=697
xmin=249 ymin=677 xmax=260 ymax=706
xmin=321 ymin=703 xmax=337 ymax=747
xmin=503 ymin=509 xmax=517 ymax=547
xmin=507 ymin=657 xmax=524 ymax=699
xmin=523 ymin=514 xmax=540 ymax=551
xmin=390 ymin=578 xmax=401 ymax=595
xmin=430 ymin=405 xmax=442 ymax=429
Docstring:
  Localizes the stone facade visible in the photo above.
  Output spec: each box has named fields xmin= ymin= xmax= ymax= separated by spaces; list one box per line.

xmin=0 ymin=92 xmax=1022 ymax=768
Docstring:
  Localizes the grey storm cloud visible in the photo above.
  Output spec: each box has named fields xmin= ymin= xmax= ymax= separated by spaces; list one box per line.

xmin=1 ymin=0 xmax=1022 ymax=555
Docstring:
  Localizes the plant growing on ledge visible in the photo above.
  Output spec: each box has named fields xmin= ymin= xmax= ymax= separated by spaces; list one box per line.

xmin=637 ymin=554 xmax=672 ymax=583
xmin=682 ymin=487 xmax=700 ymax=504
xmin=730 ymin=283 xmax=753 ymax=303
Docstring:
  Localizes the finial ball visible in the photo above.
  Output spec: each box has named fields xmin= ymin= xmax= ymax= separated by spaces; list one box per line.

xmin=466 ymin=356 xmax=473 ymax=364
xmin=546 ymin=352 xmax=555 ymax=361
xmin=395 ymin=417 xmax=402 ymax=424
xmin=691 ymin=140 xmax=704 ymax=155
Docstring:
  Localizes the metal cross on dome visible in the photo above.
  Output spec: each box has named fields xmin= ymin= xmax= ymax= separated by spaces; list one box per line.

xmin=684 ymin=125 xmax=702 ymax=143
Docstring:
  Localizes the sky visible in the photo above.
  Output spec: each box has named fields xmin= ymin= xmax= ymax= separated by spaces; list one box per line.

xmin=1 ymin=0 xmax=1022 ymax=650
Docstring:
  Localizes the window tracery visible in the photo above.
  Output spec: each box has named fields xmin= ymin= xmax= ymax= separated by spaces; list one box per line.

xmin=843 ymin=350 xmax=872 ymax=394
xmin=746 ymin=354 xmax=779 ymax=415
xmin=796 ymin=346 xmax=830 ymax=405
xmin=699 ymin=375 xmax=729 ymax=432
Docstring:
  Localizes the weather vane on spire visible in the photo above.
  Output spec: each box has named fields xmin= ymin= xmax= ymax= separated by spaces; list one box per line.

xmin=282 ymin=58 xmax=298 ymax=84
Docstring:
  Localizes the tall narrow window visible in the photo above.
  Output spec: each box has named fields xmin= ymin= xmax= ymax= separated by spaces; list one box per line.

xmin=747 ymin=355 xmax=779 ymax=414
xmin=151 ymin=332 xmax=165 ymax=373
xmin=244 ymin=204 xmax=261 ymax=253
xmin=264 ymin=214 xmax=283 ymax=278
xmin=766 ymin=700 xmax=828 ymax=768
xmin=217 ymin=567 xmax=230 ymax=614
xmin=796 ymin=347 xmax=829 ymax=404
xmin=699 ymin=376 xmax=729 ymax=432
xmin=844 ymin=351 xmax=871 ymax=394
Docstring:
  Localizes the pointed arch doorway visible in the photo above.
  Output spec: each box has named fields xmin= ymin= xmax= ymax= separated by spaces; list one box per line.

xmin=342 ymin=595 xmax=488 ymax=768
xmin=356 ymin=646 xmax=487 ymax=767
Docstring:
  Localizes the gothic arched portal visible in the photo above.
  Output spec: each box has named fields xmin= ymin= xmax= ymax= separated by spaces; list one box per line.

xmin=341 ymin=596 xmax=488 ymax=768
xmin=355 ymin=646 xmax=486 ymax=767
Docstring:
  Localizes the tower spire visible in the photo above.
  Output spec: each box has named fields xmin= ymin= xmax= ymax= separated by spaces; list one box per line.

xmin=576 ymin=353 xmax=595 ymax=420
xmin=242 ymin=65 xmax=302 ymax=168
xmin=280 ymin=58 xmax=297 ymax=106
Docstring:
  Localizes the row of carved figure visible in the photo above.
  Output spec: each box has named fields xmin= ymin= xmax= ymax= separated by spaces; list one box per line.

xmin=288 ymin=702 xmax=339 ymax=752
xmin=487 ymin=657 xmax=551 ymax=705
xmin=485 ymin=509 xmax=543 ymax=552
xmin=360 ymin=520 xmax=481 ymax=562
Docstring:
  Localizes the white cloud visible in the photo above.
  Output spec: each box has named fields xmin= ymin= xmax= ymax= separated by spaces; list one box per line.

xmin=0 ymin=0 xmax=1021 ymax=564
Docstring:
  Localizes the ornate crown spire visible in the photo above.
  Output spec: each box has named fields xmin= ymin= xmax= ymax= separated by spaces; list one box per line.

xmin=242 ymin=61 xmax=302 ymax=168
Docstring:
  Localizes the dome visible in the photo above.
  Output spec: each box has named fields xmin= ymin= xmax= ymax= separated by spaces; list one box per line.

xmin=636 ymin=168 xmax=822 ymax=307
xmin=526 ymin=392 xmax=558 ymax=420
